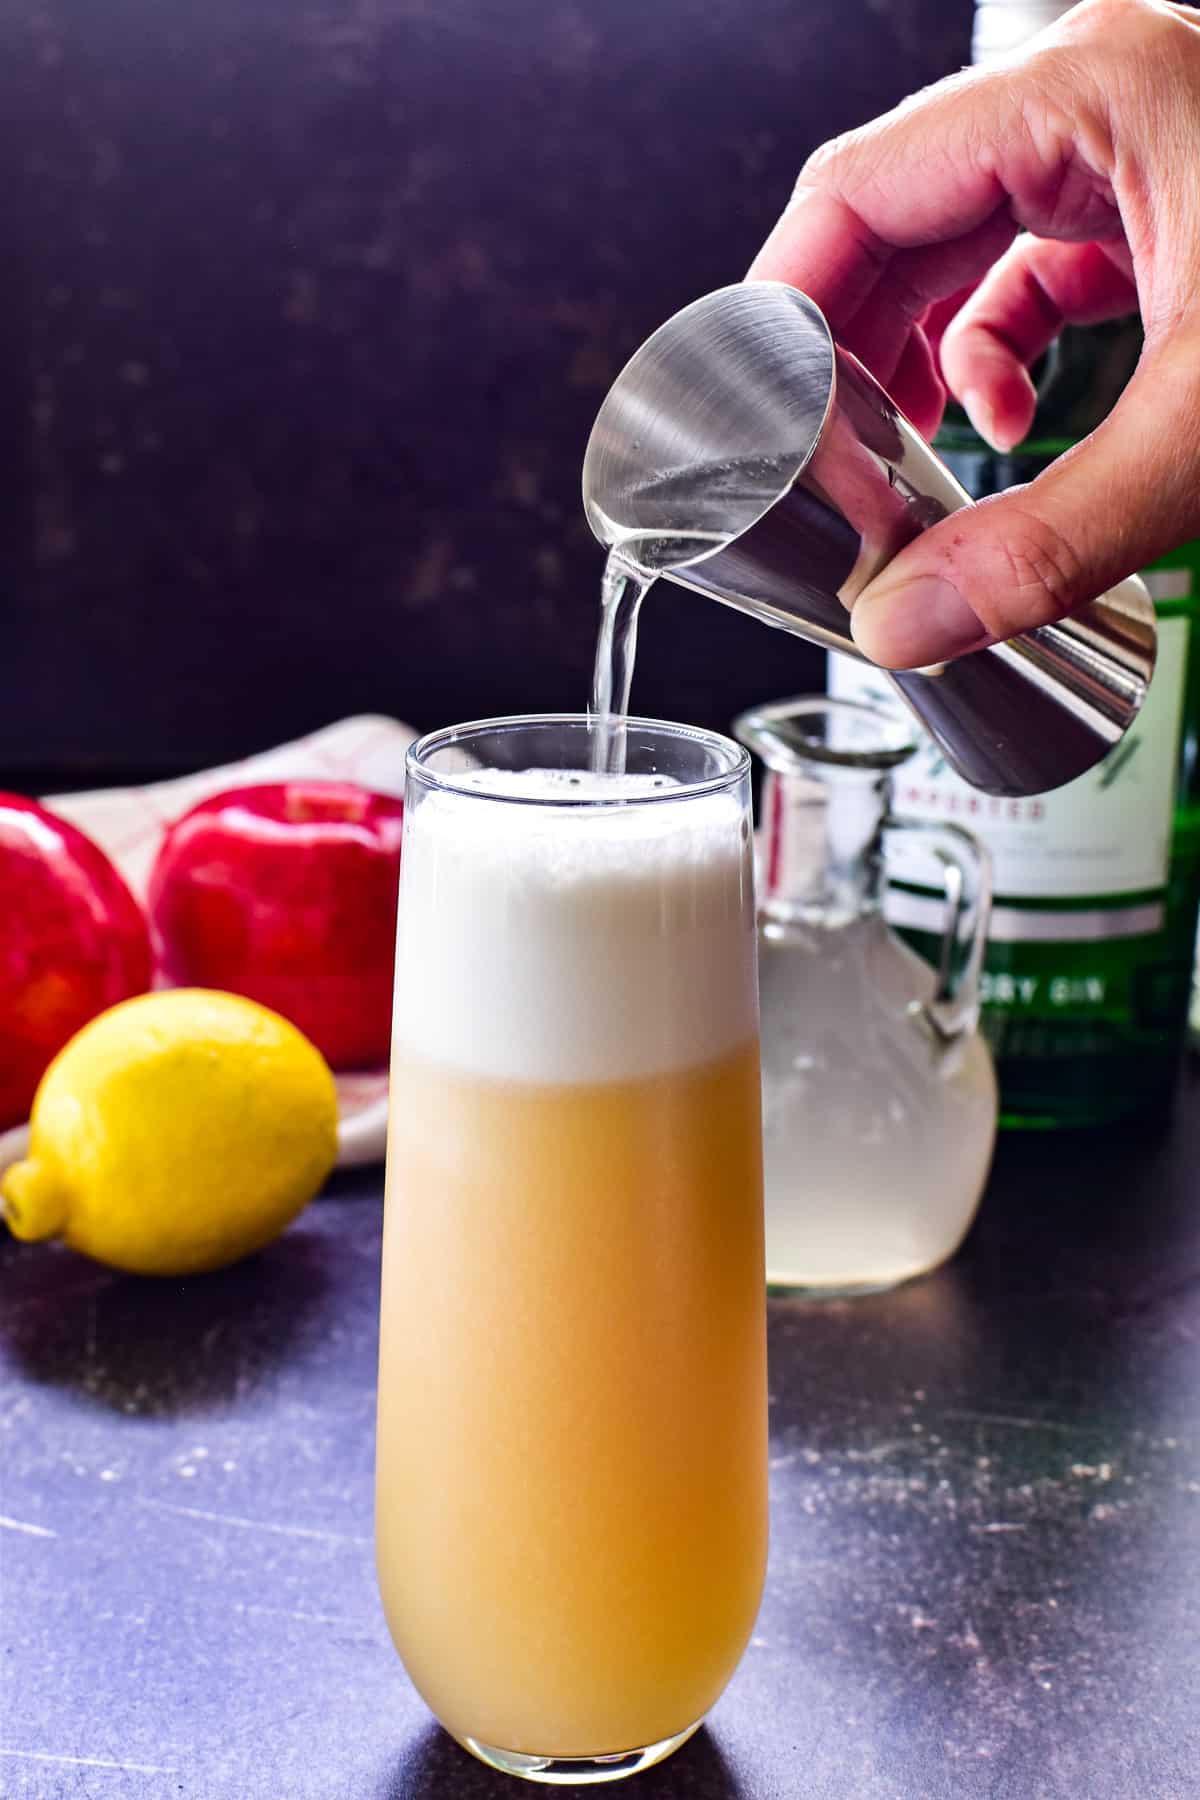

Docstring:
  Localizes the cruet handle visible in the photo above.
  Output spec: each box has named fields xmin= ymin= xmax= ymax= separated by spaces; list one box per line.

xmin=882 ymin=817 xmax=993 ymax=1046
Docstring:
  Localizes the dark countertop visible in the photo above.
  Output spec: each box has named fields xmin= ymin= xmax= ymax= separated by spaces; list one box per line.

xmin=3 ymin=1065 xmax=1199 ymax=1800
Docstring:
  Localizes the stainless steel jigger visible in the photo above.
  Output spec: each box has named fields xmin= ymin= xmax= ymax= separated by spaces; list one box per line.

xmin=582 ymin=281 xmax=1156 ymax=798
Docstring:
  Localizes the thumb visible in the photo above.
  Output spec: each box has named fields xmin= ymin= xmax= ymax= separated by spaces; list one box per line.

xmin=848 ymin=337 xmax=1200 ymax=669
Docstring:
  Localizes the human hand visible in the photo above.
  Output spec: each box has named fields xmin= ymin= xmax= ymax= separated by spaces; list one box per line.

xmin=749 ymin=0 xmax=1200 ymax=667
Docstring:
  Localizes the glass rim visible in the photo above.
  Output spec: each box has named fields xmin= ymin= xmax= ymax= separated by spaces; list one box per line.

xmin=406 ymin=712 xmax=751 ymax=807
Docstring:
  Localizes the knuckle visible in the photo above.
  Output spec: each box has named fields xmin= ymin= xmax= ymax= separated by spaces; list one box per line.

xmin=794 ymin=131 xmax=855 ymax=199
xmin=1066 ymin=0 xmax=1154 ymax=43
xmin=1064 ymin=0 xmax=1193 ymax=62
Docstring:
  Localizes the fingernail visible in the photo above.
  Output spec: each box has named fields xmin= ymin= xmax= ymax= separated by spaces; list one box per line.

xmin=962 ymin=386 xmax=1022 ymax=453
xmin=961 ymin=387 xmax=993 ymax=441
xmin=851 ymin=575 xmax=992 ymax=669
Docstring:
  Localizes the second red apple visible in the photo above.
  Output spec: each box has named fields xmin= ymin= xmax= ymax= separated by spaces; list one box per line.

xmin=148 ymin=781 xmax=405 ymax=1070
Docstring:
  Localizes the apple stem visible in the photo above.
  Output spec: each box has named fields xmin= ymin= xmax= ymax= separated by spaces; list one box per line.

xmin=0 ymin=1157 xmax=67 ymax=1242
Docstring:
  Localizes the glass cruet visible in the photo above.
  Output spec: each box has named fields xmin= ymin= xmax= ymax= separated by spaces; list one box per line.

xmin=734 ymin=696 xmax=999 ymax=1294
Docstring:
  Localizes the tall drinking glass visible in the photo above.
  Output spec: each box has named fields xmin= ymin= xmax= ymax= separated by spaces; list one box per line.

xmin=376 ymin=715 xmax=767 ymax=1784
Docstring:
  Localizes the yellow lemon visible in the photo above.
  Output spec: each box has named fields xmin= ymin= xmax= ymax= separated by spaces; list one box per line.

xmin=1 ymin=989 xmax=339 ymax=1276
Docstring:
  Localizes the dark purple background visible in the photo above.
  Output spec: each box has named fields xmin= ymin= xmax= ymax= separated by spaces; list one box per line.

xmin=2 ymin=0 xmax=973 ymax=786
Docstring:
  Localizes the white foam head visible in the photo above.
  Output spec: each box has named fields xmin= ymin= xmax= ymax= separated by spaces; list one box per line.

xmin=392 ymin=767 xmax=758 ymax=1084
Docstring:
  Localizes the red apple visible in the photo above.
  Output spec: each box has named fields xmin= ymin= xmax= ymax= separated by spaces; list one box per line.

xmin=0 ymin=794 xmax=152 ymax=1130
xmin=147 ymin=781 xmax=404 ymax=1069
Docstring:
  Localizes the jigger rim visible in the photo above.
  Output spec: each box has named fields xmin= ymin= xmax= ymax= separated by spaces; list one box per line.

xmin=582 ymin=281 xmax=838 ymax=562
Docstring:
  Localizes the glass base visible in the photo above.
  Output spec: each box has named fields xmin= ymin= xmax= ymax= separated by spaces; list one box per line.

xmin=456 ymin=1719 xmax=702 ymax=1784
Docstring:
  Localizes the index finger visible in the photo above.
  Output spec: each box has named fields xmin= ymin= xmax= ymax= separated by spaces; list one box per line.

xmin=746 ymin=40 xmax=1101 ymax=330
xmin=747 ymin=188 xmax=901 ymax=327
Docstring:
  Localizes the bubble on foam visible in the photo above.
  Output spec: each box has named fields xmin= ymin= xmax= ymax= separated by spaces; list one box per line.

xmin=393 ymin=768 xmax=758 ymax=1084
xmin=452 ymin=766 xmax=681 ymax=802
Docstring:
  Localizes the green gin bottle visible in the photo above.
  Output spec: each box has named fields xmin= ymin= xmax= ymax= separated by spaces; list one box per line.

xmin=829 ymin=2 xmax=1200 ymax=1126
xmin=832 ymin=520 xmax=1200 ymax=1127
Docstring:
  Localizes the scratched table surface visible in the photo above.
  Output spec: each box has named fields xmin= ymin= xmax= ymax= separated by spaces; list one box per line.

xmin=2 ymin=1064 xmax=1199 ymax=1800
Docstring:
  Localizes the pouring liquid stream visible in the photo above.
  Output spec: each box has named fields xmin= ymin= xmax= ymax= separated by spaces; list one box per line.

xmin=589 ymin=526 xmax=727 ymax=777
xmin=589 ymin=552 xmax=652 ymax=777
